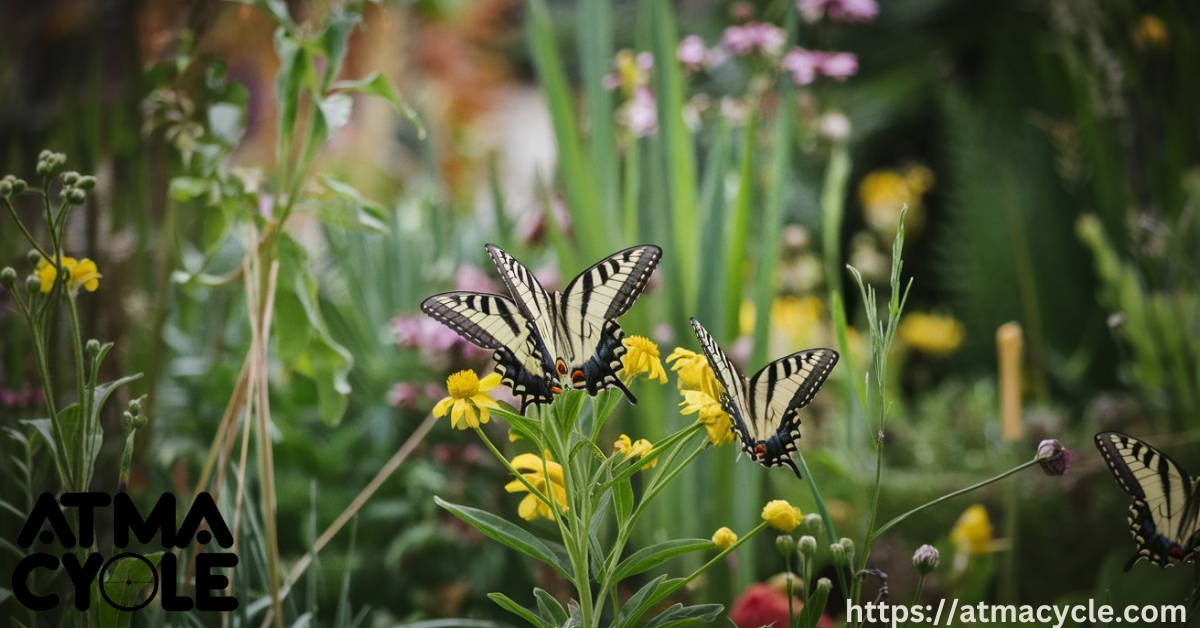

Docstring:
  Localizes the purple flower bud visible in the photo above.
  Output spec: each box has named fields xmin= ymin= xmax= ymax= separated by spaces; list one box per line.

xmin=912 ymin=544 xmax=939 ymax=574
xmin=1036 ymin=439 xmax=1073 ymax=476
xmin=678 ymin=35 xmax=708 ymax=73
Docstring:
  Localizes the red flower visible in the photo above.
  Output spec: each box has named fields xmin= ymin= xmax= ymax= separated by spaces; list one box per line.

xmin=729 ymin=583 xmax=834 ymax=628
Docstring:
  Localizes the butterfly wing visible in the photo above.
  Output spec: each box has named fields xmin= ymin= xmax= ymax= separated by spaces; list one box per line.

xmin=1095 ymin=432 xmax=1200 ymax=569
xmin=746 ymin=349 xmax=839 ymax=444
xmin=486 ymin=244 xmax=562 ymax=368
xmin=555 ymin=245 xmax=662 ymax=399
xmin=689 ymin=318 xmax=754 ymax=451
xmin=420 ymin=292 xmax=557 ymax=408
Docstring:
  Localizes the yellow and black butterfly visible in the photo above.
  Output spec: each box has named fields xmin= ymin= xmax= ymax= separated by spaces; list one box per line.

xmin=690 ymin=318 xmax=838 ymax=478
xmin=1095 ymin=432 xmax=1200 ymax=570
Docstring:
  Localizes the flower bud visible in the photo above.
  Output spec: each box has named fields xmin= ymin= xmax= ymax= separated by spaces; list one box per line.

xmin=62 ymin=171 xmax=80 ymax=185
xmin=0 ymin=267 xmax=16 ymax=287
xmin=802 ymin=513 xmax=824 ymax=535
xmin=798 ymin=535 xmax=818 ymax=557
xmin=86 ymin=339 xmax=101 ymax=356
xmin=0 ymin=180 xmax=10 ymax=196
xmin=76 ymin=175 xmax=97 ymax=191
xmin=11 ymin=178 xmax=26 ymax=194
xmin=66 ymin=187 xmax=87 ymax=205
xmin=775 ymin=535 xmax=796 ymax=557
xmin=839 ymin=537 xmax=856 ymax=564
xmin=912 ymin=544 xmax=939 ymax=575
xmin=25 ymin=275 xmax=41 ymax=292
xmin=1036 ymin=439 xmax=1073 ymax=476
xmin=815 ymin=577 xmax=832 ymax=593
xmin=27 ymin=250 xmax=42 ymax=266
xmin=128 ymin=396 xmax=144 ymax=415
xmin=712 ymin=526 xmax=738 ymax=550
xmin=830 ymin=542 xmax=846 ymax=566
xmin=121 ymin=411 xmax=136 ymax=431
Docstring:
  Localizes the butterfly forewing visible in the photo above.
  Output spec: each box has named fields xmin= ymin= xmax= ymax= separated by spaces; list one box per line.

xmin=1095 ymin=432 xmax=1200 ymax=568
xmin=747 ymin=350 xmax=839 ymax=441
xmin=689 ymin=318 xmax=751 ymax=420
xmin=486 ymin=244 xmax=562 ymax=363
xmin=420 ymin=292 xmax=556 ymax=407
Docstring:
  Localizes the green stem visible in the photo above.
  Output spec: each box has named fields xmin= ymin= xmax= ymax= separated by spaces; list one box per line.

xmin=793 ymin=450 xmax=847 ymax=598
xmin=869 ymin=458 xmax=1039 ymax=543
xmin=66 ymin=295 xmax=88 ymax=491
xmin=3 ymin=197 xmax=53 ymax=260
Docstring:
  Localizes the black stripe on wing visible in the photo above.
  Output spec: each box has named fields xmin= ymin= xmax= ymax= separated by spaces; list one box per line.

xmin=420 ymin=292 xmax=557 ymax=409
xmin=561 ymin=245 xmax=663 ymax=326
xmin=1094 ymin=432 xmax=1200 ymax=569
xmin=747 ymin=349 xmax=839 ymax=441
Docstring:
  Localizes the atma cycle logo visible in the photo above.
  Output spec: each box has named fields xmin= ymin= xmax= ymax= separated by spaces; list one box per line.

xmin=11 ymin=492 xmax=239 ymax=613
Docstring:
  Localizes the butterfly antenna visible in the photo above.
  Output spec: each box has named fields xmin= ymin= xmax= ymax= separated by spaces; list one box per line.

xmin=783 ymin=457 xmax=803 ymax=480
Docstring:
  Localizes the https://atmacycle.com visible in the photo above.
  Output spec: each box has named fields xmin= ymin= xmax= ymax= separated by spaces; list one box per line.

xmin=846 ymin=599 xmax=1188 ymax=626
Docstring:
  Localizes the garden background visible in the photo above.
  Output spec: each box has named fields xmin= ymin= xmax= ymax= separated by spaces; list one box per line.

xmin=2 ymin=0 xmax=1198 ymax=626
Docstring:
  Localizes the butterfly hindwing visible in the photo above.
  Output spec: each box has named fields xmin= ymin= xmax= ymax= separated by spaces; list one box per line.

xmin=420 ymin=292 xmax=557 ymax=409
xmin=1095 ymin=432 xmax=1200 ymax=570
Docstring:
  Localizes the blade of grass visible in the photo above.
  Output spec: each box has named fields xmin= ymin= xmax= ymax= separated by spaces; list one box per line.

xmin=723 ymin=111 xmax=758 ymax=340
xmin=578 ymin=0 xmax=617 ymax=222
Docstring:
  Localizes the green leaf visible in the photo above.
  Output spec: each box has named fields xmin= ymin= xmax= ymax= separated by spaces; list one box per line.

xmin=487 ymin=592 xmax=551 ymax=628
xmin=796 ymin=580 xmax=831 ymax=628
xmin=332 ymin=72 xmax=425 ymax=137
xmin=434 ymin=497 xmax=571 ymax=580
xmin=320 ymin=8 xmax=361 ymax=90
xmin=613 ymin=474 xmax=634 ymax=526
xmin=274 ymin=29 xmax=305 ymax=169
xmin=611 ymin=539 xmax=713 ymax=583
xmin=312 ymin=93 xmax=354 ymax=153
xmin=533 ymin=589 xmax=567 ymax=626
xmin=168 ymin=176 xmax=212 ymax=203
xmin=20 ymin=418 xmax=67 ymax=487
xmin=94 ymin=552 xmax=164 ymax=628
xmin=616 ymin=574 xmax=668 ymax=628
xmin=319 ymin=176 xmax=390 ymax=234
xmin=640 ymin=603 xmax=723 ymax=628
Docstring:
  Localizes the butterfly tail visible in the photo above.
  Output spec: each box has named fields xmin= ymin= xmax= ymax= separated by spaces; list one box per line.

xmin=1123 ymin=553 xmax=1143 ymax=572
xmin=783 ymin=457 xmax=803 ymax=480
xmin=611 ymin=377 xmax=638 ymax=404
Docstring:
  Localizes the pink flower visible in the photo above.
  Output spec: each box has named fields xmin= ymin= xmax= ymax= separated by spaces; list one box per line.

xmin=392 ymin=315 xmax=462 ymax=354
xmin=820 ymin=52 xmax=859 ymax=79
xmin=722 ymin=22 xmax=787 ymax=58
xmin=781 ymin=48 xmax=858 ymax=85
xmin=622 ymin=87 xmax=659 ymax=137
xmin=782 ymin=48 xmax=821 ymax=85
xmin=388 ymin=382 xmax=421 ymax=410
xmin=798 ymin=0 xmax=878 ymax=23
xmin=677 ymin=35 xmax=708 ymax=72
xmin=828 ymin=0 xmax=879 ymax=22
xmin=0 ymin=389 xmax=16 ymax=409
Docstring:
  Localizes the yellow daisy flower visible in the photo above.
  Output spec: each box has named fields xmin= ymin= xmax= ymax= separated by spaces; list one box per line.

xmin=762 ymin=500 xmax=803 ymax=533
xmin=613 ymin=434 xmax=657 ymax=468
xmin=898 ymin=312 xmax=965 ymax=355
xmin=950 ymin=504 xmax=993 ymax=556
xmin=680 ymin=389 xmax=735 ymax=446
xmin=433 ymin=370 xmax=502 ymax=430
xmin=505 ymin=452 xmax=569 ymax=521
xmin=623 ymin=335 xmax=667 ymax=383
xmin=666 ymin=347 xmax=721 ymax=395
xmin=36 ymin=255 xmax=102 ymax=294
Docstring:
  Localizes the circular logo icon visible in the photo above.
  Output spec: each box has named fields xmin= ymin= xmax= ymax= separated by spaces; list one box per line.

xmin=98 ymin=553 xmax=159 ymax=612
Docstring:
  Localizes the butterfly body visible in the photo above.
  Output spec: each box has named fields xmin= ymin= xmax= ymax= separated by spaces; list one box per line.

xmin=1094 ymin=431 xmax=1200 ymax=571
xmin=422 ymin=245 xmax=661 ymax=410
xmin=487 ymin=244 xmax=661 ymax=403
xmin=690 ymin=318 xmax=838 ymax=478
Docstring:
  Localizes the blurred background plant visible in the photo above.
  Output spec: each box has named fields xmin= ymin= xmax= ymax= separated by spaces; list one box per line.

xmin=2 ymin=0 xmax=1199 ymax=625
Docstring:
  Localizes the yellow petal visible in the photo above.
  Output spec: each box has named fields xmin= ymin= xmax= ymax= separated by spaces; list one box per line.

xmin=450 ymin=399 xmax=467 ymax=429
xmin=478 ymin=372 xmax=503 ymax=392
xmin=433 ymin=396 xmax=454 ymax=417
xmin=518 ymin=494 xmax=539 ymax=520
xmin=472 ymin=395 xmax=500 ymax=409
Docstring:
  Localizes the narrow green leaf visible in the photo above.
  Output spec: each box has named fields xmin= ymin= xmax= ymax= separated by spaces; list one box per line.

xmin=487 ymin=592 xmax=552 ymax=628
xmin=578 ymin=0 xmax=617 ymax=222
xmin=722 ymin=110 xmax=758 ymax=339
xmin=533 ymin=589 xmax=567 ymax=626
xmin=750 ymin=89 xmax=794 ymax=367
xmin=611 ymin=539 xmax=713 ymax=583
xmin=613 ymin=474 xmax=634 ymax=525
xmin=434 ymin=497 xmax=571 ymax=580
xmin=796 ymin=581 xmax=831 ymax=628
xmin=94 ymin=552 xmax=164 ymax=628
xmin=320 ymin=8 xmax=361 ymax=90
xmin=20 ymin=418 xmax=67 ymax=487
xmin=332 ymin=72 xmax=425 ymax=137
xmin=641 ymin=603 xmax=724 ymax=628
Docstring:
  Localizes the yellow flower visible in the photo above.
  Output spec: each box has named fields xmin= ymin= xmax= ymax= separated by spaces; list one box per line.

xmin=740 ymin=296 xmax=826 ymax=352
xmin=432 ymin=370 xmax=502 ymax=430
xmin=762 ymin=500 xmax=803 ymax=533
xmin=666 ymin=347 xmax=721 ymax=396
xmin=1132 ymin=15 xmax=1168 ymax=51
xmin=898 ymin=312 xmax=965 ymax=355
xmin=505 ymin=452 xmax=569 ymax=521
xmin=712 ymin=526 xmax=738 ymax=550
xmin=858 ymin=165 xmax=932 ymax=237
xmin=35 ymin=255 xmax=102 ymax=294
xmin=622 ymin=335 xmax=667 ymax=383
xmin=950 ymin=504 xmax=993 ymax=555
xmin=680 ymin=389 xmax=735 ymax=446
xmin=613 ymin=434 xmax=657 ymax=468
